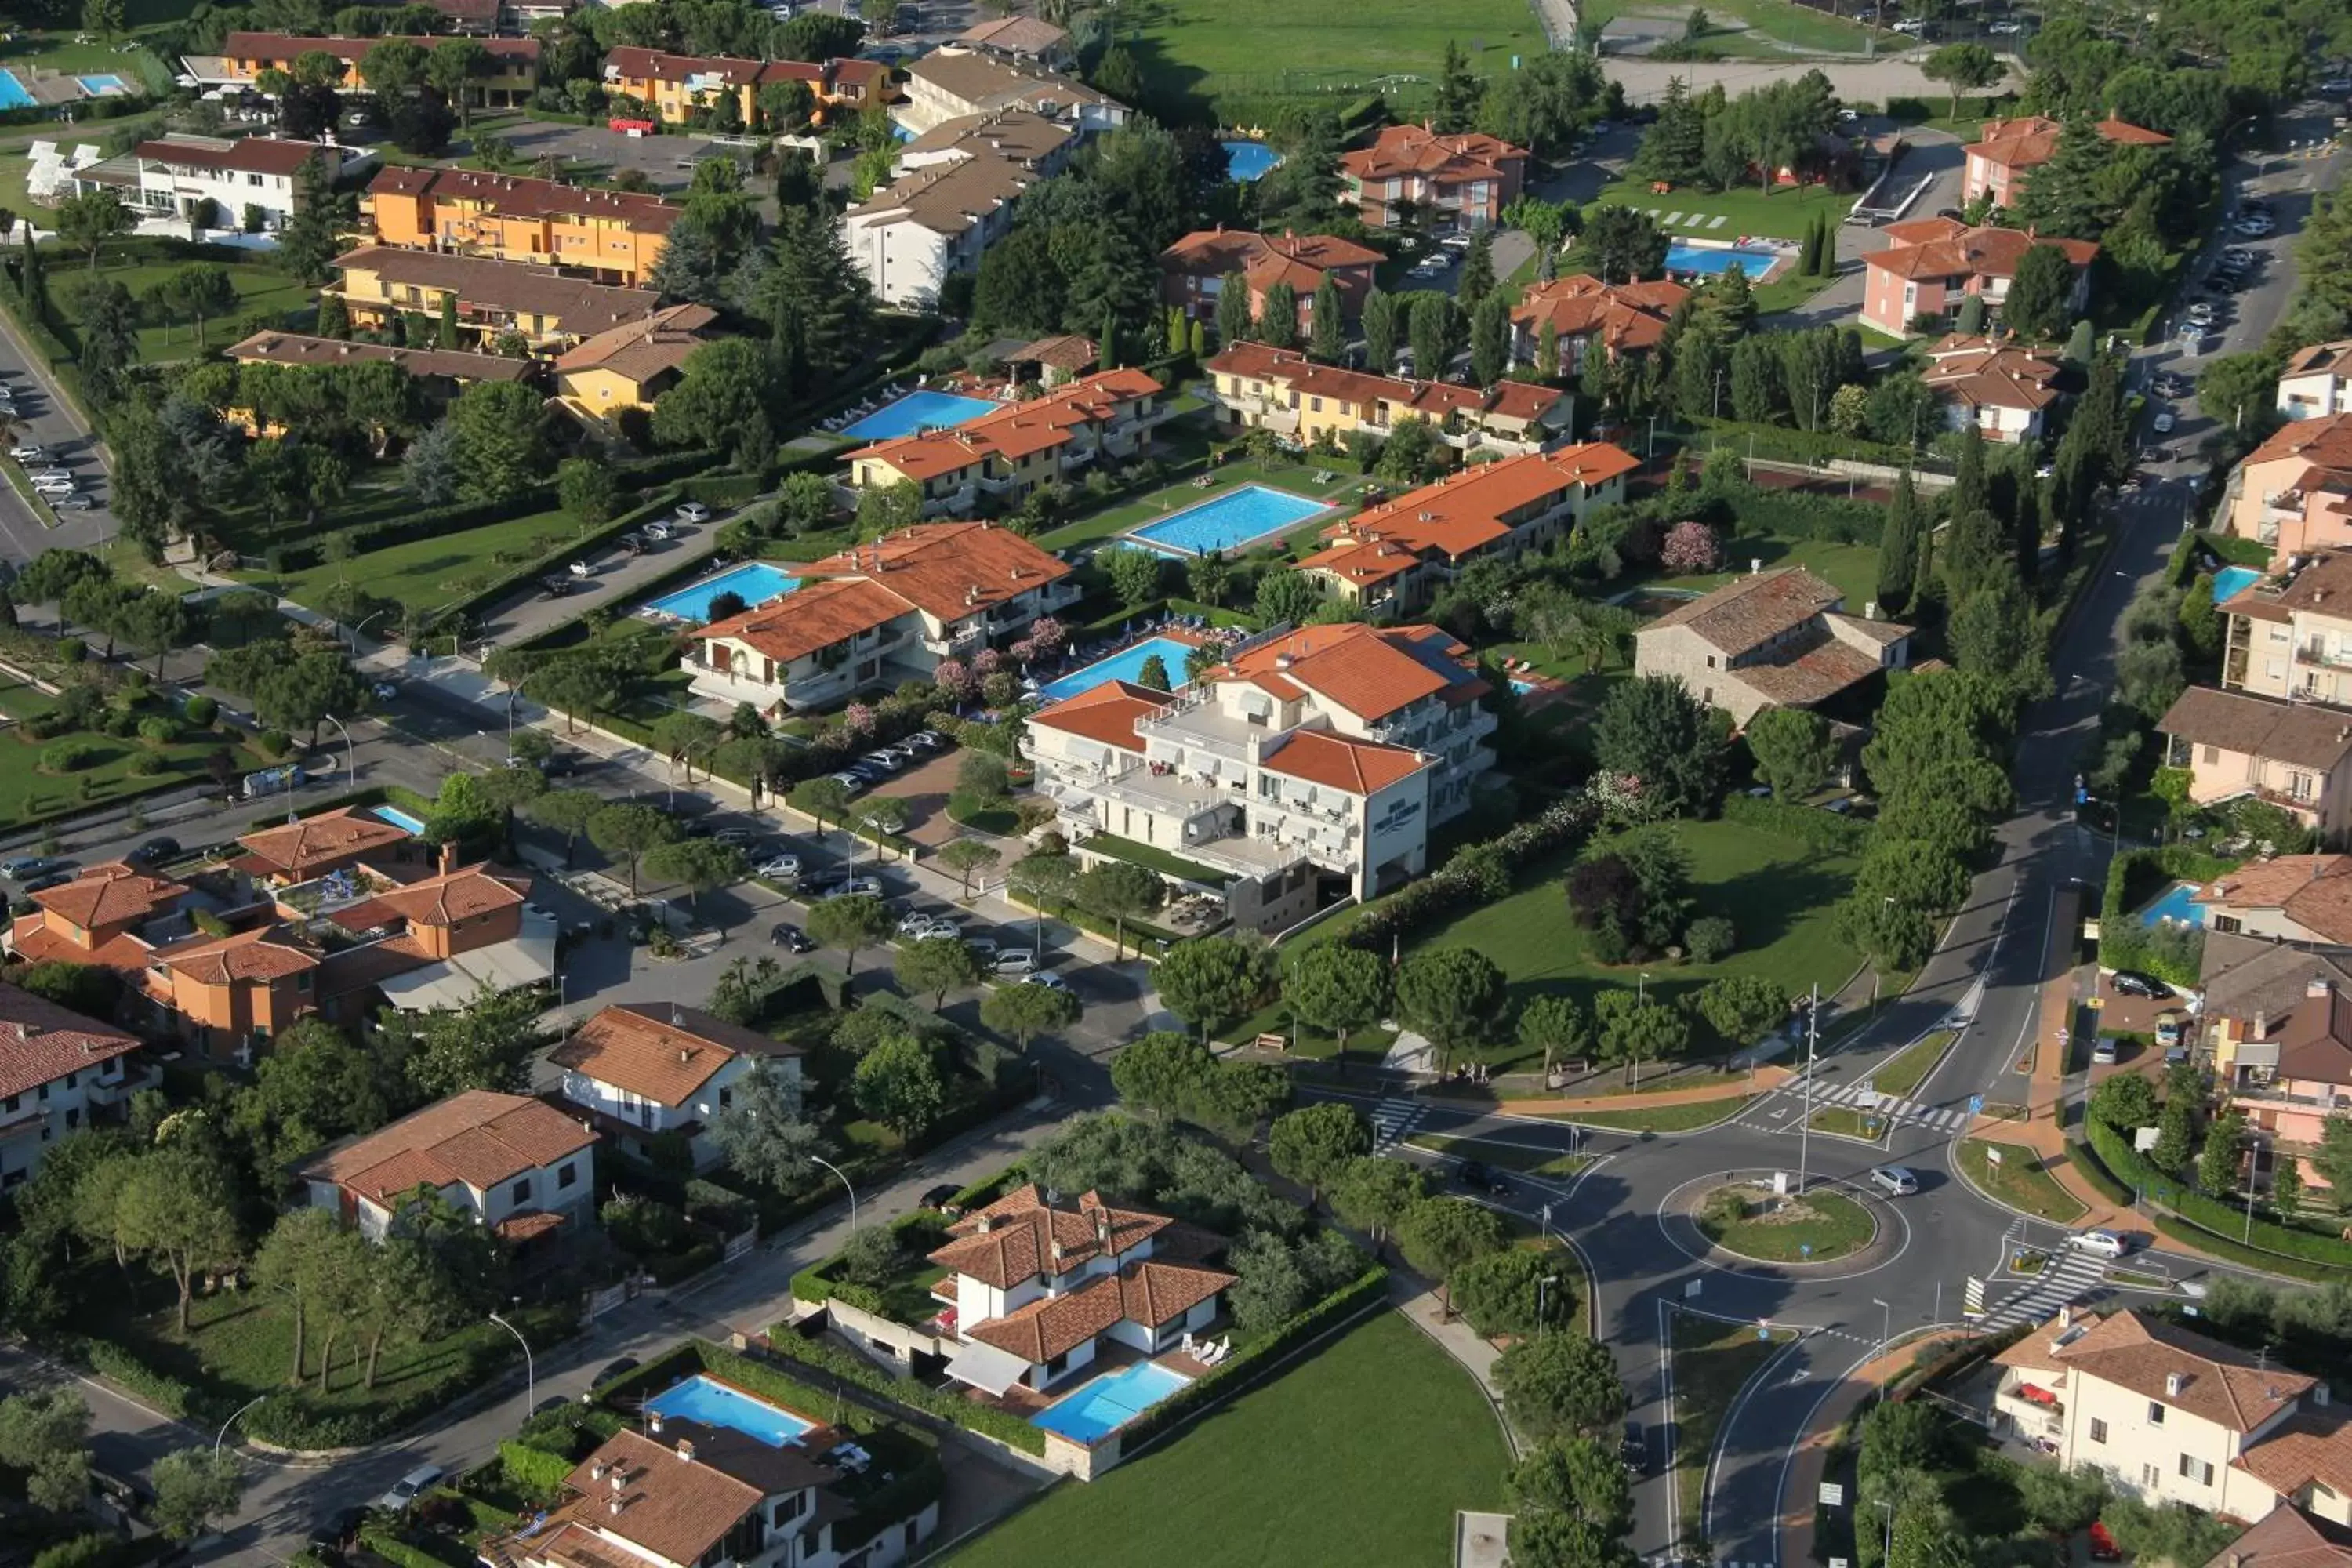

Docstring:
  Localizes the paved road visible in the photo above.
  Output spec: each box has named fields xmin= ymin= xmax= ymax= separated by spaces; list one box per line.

xmin=1599 ymin=53 xmax=2017 ymax=107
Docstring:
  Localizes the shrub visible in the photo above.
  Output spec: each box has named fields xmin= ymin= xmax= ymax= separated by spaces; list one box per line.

xmin=1686 ymin=915 xmax=1737 ymax=963
xmin=496 ymin=1441 xmax=575 ymax=1501
xmin=259 ymin=730 xmax=292 ymax=758
xmin=130 ymin=754 xmax=166 ymax=775
xmin=137 ymin=715 xmax=177 ymax=744
xmin=38 ymin=739 xmax=100 ymax=771
xmin=57 ymin=637 xmax=85 ymax=663
xmin=183 ymin=694 xmax=218 ymax=726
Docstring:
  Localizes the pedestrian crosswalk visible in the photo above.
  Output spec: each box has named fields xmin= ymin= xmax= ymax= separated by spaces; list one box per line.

xmin=1976 ymin=1237 xmax=2111 ymax=1332
xmin=1367 ymin=1097 xmax=1427 ymax=1153
xmin=1644 ymin=1558 xmax=1773 ymax=1567
xmin=1742 ymin=1072 xmax=1973 ymax=1137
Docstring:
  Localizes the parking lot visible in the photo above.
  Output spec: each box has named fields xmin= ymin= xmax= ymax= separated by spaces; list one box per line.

xmin=487 ymin=122 xmax=753 ymax=194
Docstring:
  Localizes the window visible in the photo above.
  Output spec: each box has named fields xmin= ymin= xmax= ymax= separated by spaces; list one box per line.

xmin=64 ymin=1071 xmax=75 ymax=1090
xmin=511 ymin=1177 xmax=532 ymax=1204
xmin=2147 ymin=1402 xmax=2165 ymax=1425
xmin=2141 ymin=1464 xmax=2161 ymax=1489
xmin=557 ymin=1162 xmax=577 ymax=1190
xmin=2178 ymin=1454 xmax=2214 ymax=1486
xmin=2201 ymin=745 xmax=2220 ymax=765
xmin=2089 ymin=1418 xmax=2107 ymax=1444
xmin=1706 ymin=655 xmax=1717 ymax=669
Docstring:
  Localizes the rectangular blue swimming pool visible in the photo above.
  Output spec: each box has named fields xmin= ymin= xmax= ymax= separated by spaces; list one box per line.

xmin=0 ymin=71 xmax=36 ymax=111
xmin=2209 ymin=564 xmax=2261 ymax=601
xmin=1664 ymin=242 xmax=1782 ymax=277
xmin=839 ymin=390 xmax=997 ymax=441
xmin=77 ymin=74 xmax=127 ymax=96
xmin=1036 ymin=634 xmax=1199 ymax=704
xmin=374 ymin=807 xmax=426 ymax=835
xmin=645 ymin=1375 xmax=817 ymax=1448
xmin=1031 ymin=1360 xmax=1192 ymax=1444
xmin=645 ymin=562 xmax=801 ymax=623
xmin=1130 ymin=484 xmax=1328 ymax=557
xmin=1222 ymin=140 xmax=1280 ymax=181
xmin=2140 ymin=881 xmax=2206 ymax=928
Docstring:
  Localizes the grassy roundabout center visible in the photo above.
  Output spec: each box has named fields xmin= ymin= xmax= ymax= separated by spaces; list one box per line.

xmin=1696 ymin=1182 xmax=1877 ymax=1263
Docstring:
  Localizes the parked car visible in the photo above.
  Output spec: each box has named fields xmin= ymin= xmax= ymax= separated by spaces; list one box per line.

xmin=376 ymin=1465 xmax=445 ymax=1512
xmin=26 ymin=470 xmax=71 ymax=485
xmin=307 ymin=1507 xmax=371 ymax=1552
xmin=858 ymin=750 xmax=902 ymax=774
xmin=2152 ymin=410 xmax=2176 ymax=434
xmin=757 ymin=854 xmax=802 ymax=880
xmin=993 ymin=949 xmax=1039 ymax=976
xmin=2110 ymin=969 xmax=2169 ymax=998
xmin=641 ymin=521 xmax=673 ymax=542
xmin=769 ymin=921 xmax=815 ymax=953
xmin=713 ymin=826 xmax=754 ymax=847
xmin=128 ymin=837 xmax=180 ymax=867
xmin=10 ymin=444 xmax=45 ymax=462
xmin=1025 ymin=971 xmax=1069 ymax=990
xmin=905 ymin=729 xmax=949 ymax=752
xmin=920 ymin=1182 xmax=963 ymax=1212
xmin=49 ymin=494 xmax=93 ymax=510
xmin=20 ymin=872 xmax=72 ymax=893
xmin=821 ymin=877 xmax=884 ymax=899
xmin=1621 ymin=1421 xmax=1646 ymax=1476
xmin=898 ymin=911 xmax=944 ymax=938
xmin=2071 ymin=1229 xmax=2129 ymax=1258
xmin=2087 ymin=1522 xmax=2122 ymax=1562
xmin=829 ymin=771 xmax=869 ymax=793
xmin=1987 ymin=18 xmax=2022 ymax=31
xmin=2154 ymin=1010 xmax=2187 ymax=1047
xmin=965 ymin=937 xmax=1000 ymax=963
xmin=675 ymin=501 xmax=712 ymax=524
xmin=0 ymin=856 xmax=59 ymax=880
xmin=2091 ymin=1036 xmax=2120 ymax=1065
xmin=1456 ymin=1160 xmax=1510 ymax=1195
xmin=1867 ymin=1166 xmax=1918 ymax=1196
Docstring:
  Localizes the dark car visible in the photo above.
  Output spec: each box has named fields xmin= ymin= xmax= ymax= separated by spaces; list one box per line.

xmin=21 ymin=872 xmax=73 ymax=894
xmin=542 ymin=576 xmax=574 ymax=597
xmin=307 ymin=1506 xmax=370 ymax=1551
xmin=129 ymin=837 xmax=180 ymax=867
xmin=920 ymin=1182 xmax=962 ymax=1213
xmin=593 ymin=1356 xmax=640 ymax=1387
xmin=1457 ymin=1160 xmax=1510 ymax=1195
xmin=1621 ymin=1421 xmax=1646 ymax=1475
xmin=770 ymin=921 xmax=815 ymax=953
xmin=2111 ymin=969 xmax=2170 ymax=999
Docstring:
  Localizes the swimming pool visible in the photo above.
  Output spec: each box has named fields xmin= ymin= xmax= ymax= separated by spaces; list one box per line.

xmin=1036 ymin=634 xmax=1199 ymax=704
xmin=0 ymin=71 xmax=35 ymax=111
xmin=645 ymin=1375 xmax=817 ymax=1449
xmin=2140 ymin=881 xmax=2206 ymax=928
xmin=839 ymin=390 xmax=997 ymax=441
xmin=1129 ymin=484 xmax=1328 ymax=556
xmin=374 ymin=807 xmax=426 ymax=835
xmin=2210 ymin=564 xmax=2262 ymax=601
xmin=1509 ymin=678 xmax=1538 ymax=696
xmin=645 ymin=562 xmax=802 ymax=623
xmin=77 ymin=74 xmax=127 ymax=96
xmin=1664 ymin=242 xmax=1783 ymax=278
xmin=1030 ymin=1360 xmax=1192 ymax=1444
xmin=1221 ymin=140 xmax=1280 ymax=181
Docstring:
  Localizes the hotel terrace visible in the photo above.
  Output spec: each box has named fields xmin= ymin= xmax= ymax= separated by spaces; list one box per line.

xmin=1294 ymin=443 xmax=1639 ymax=612
xmin=844 ymin=368 xmax=1171 ymax=514
xmin=1203 ymin=340 xmax=1570 ymax=456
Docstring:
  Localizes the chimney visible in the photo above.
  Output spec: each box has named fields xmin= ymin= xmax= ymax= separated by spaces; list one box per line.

xmin=678 ymin=1046 xmax=692 ymax=1062
xmin=2319 ymin=1385 xmax=2333 ymax=1407
xmin=976 ymin=1215 xmax=993 ymax=1233
xmin=2166 ymin=1371 xmax=2187 ymax=1397
xmin=1050 ymin=1240 xmax=1065 ymax=1263
xmin=674 ymin=1439 xmax=695 ymax=1463
xmin=609 ymin=1499 xmax=624 ymax=1517
xmin=2257 ymin=1010 xmax=2269 ymax=1040
xmin=1276 ymin=653 xmax=1294 ymax=670
xmin=648 ymin=1412 xmax=662 ymax=1435
xmin=1865 ymin=601 xmax=1878 ymax=620
xmin=2313 ymin=977 xmax=2334 ymax=1000
xmin=610 ymin=1470 xmax=626 ymax=1492
xmin=1094 ymin=1206 xmax=1111 ymax=1245
xmin=438 ymin=840 xmax=457 ymax=877
xmin=590 ymin=1462 xmax=608 ymax=1481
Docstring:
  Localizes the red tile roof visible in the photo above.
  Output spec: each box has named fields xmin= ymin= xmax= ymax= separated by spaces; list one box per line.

xmin=965 ymin=1258 xmax=1232 ymax=1364
xmin=603 ymin=45 xmax=838 ymax=89
xmin=929 ymin=1185 xmax=1175 ymax=1289
xmin=1027 ymin=678 xmax=1173 ymax=753
xmin=151 ymin=924 xmax=320 ymax=985
xmin=31 ymin=862 xmax=184 ymax=931
xmin=696 ymin=577 xmax=911 ymax=666
xmin=2196 ymin=1504 xmax=2352 ymax=1568
xmin=2247 ymin=412 xmax=2352 ymax=475
xmin=849 ymin=369 xmax=1162 ymax=482
xmin=1160 ymin=227 xmax=1383 ymax=289
xmin=1213 ymin=622 xmax=1478 ymax=721
xmin=1994 ymin=1309 xmax=2314 ymax=1434
xmin=1205 ymin=340 xmax=1564 ymax=429
xmin=304 ymin=1089 xmax=594 ymax=1201
xmin=1510 ymin=274 xmax=1690 ymax=355
xmin=327 ymin=862 xmax=529 ymax=931
xmin=238 ymin=806 xmax=411 ymax=878
xmin=1645 ymin=567 xmax=1846 ymax=654
xmin=1261 ymin=729 xmax=1426 ymax=795
xmin=1969 ymin=114 xmax=2170 ymax=172
xmin=794 ymin=521 xmax=1072 ymax=622
xmin=0 ymin=982 xmax=141 ymax=1102
xmin=548 ymin=1004 xmax=801 ymax=1107
xmin=1920 ymin=333 xmax=2063 ymax=411
xmin=1865 ymin=218 xmax=2098 ymax=282
xmin=1301 ymin=444 xmax=1639 ymax=576
xmin=1340 ymin=123 xmax=1527 ymax=187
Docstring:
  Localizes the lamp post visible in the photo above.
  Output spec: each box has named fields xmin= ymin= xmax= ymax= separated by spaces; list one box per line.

xmin=811 ymin=1154 xmax=858 ymax=1234
xmin=1876 ymin=1500 xmax=1896 ymax=1566
xmin=488 ymin=1309 xmax=534 ymax=1413
xmin=1796 ymin=983 xmax=1820 ymax=1194
xmin=1872 ymin=1297 xmax=1893 ymax=1402
xmin=215 ymin=1393 xmax=267 ymax=1454
xmin=349 ymin=608 xmax=392 ymax=657
xmin=322 ymin=713 xmax=354 ymax=784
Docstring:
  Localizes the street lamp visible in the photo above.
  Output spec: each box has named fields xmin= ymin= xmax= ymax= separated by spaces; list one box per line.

xmin=488 ymin=1309 xmax=534 ymax=1414
xmin=810 ymin=1154 xmax=858 ymax=1233
xmin=215 ymin=1392 xmax=267 ymax=1453
xmin=322 ymin=713 xmax=354 ymax=785
xmin=1872 ymin=1297 xmax=1893 ymax=1401
xmin=348 ymin=608 xmax=393 ymax=657
xmin=1638 ymin=971 xmax=1652 ymax=1008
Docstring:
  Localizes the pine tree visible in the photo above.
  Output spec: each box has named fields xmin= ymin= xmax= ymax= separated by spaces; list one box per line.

xmin=1878 ymin=468 xmax=1922 ymax=616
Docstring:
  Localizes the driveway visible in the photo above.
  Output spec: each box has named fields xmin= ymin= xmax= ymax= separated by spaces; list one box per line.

xmin=486 ymin=122 xmax=748 ymax=194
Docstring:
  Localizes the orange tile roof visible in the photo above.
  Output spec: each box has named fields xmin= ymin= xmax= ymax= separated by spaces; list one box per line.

xmin=1920 ymin=333 xmax=2063 ymax=411
xmin=552 ymin=303 xmax=715 ymax=387
xmin=850 ymin=369 xmax=1162 ymax=482
xmin=796 ymin=521 xmax=1072 ymax=622
xmin=1261 ymin=729 xmax=1426 ymax=795
xmin=1309 ymin=444 xmax=1639 ymax=569
xmin=152 ymin=924 xmax=319 ymax=985
xmin=328 ymin=862 xmax=529 ymax=931
xmin=31 ymin=862 xmax=185 ymax=931
xmin=238 ymin=807 xmax=411 ymax=878
xmin=549 ymin=1003 xmax=802 ymax=1107
xmin=1646 ymin=568 xmax=1845 ymax=654
xmin=2195 ymin=1504 xmax=2352 ymax=1568
xmin=1160 ymin=227 xmax=1382 ymax=281
xmin=1969 ymin=114 xmax=2170 ymax=171
xmin=1865 ymin=218 xmax=2098 ymax=282
xmin=1204 ymin=340 xmax=1565 ymax=429
xmin=929 ymin=1185 xmax=1175 ymax=1289
xmin=1212 ymin=622 xmax=1472 ymax=721
xmin=5 ymin=913 xmax=158 ymax=975
xmin=2287 ymin=339 xmax=2352 ymax=379
xmin=553 ymin=1429 xmax=764 ymax=1567
xmin=1994 ymin=1309 xmax=2314 ymax=1434
xmin=1339 ymin=123 xmax=1527 ymax=187
xmin=2194 ymin=855 xmax=2352 ymax=946
xmin=2248 ymin=412 xmax=2352 ymax=475
xmin=0 ymin=981 xmax=141 ymax=1102
xmin=1510 ymin=274 xmax=1690 ymax=354
xmin=366 ymin=165 xmax=681 ymax=234
xmin=225 ymin=30 xmax=538 ymax=64
xmin=1027 ymin=678 xmax=1173 ymax=753
xmin=695 ymin=577 xmax=912 ymax=666
xmin=305 ymin=1088 xmax=594 ymax=1201
xmin=964 ymin=1258 xmax=1234 ymax=1364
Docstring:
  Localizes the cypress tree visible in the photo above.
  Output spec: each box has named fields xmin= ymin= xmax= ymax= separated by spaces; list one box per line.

xmin=1878 ymin=468 xmax=1922 ymax=616
xmin=1308 ymin=276 xmax=1346 ymax=364
xmin=1952 ymin=425 xmax=1988 ymax=519
xmin=1911 ymin=497 xmax=1938 ymax=615
xmin=1214 ymin=270 xmax=1253 ymax=344
xmin=1099 ymin=309 xmax=1119 ymax=371
xmin=2015 ymin=477 xmax=2042 ymax=587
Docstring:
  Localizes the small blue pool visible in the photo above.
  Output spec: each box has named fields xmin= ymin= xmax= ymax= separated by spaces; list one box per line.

xmin=1031 ymin=1360 xmax=1192 ymax=1444
xmin=1036 ymin=633 xmax=1199 ymax=704
xmin=2209 ymin=564 xmax=2261 ymax=601
xmin=1509 ymin=678 xmax=1538 ymax=696
xmin=373 ymin=807 xmax=426 ymax=835
xmin=2140 ymin=881 xmax=2206 ymax=929
xmin=77 ymin=74 xmax=127 ymax=96
xmin=1130 ymin=484 xmax=1328 ymax=557
xmin=0 ymin=71 xmax=36 ymax=111
xmin=1221 ymin=139 xmax=1280 ymax=182
xmin=645 ymin=1375 xmax=817 ymax=1449
xmin=645 ymin=562 xmax=802 ymax=623
xmin=1664 ymin=242 xmax=1783 ymax=277
xmin=839 ymin=390 xmax=997 ymax=442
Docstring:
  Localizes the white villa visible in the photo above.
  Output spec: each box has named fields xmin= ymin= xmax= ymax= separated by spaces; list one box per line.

xmin=549 ymin=1004 xmax=804 ymax=1171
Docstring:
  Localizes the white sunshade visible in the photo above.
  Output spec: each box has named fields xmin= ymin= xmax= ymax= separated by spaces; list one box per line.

xmin=942 ymin=1340 xmax=1029 ymax=1398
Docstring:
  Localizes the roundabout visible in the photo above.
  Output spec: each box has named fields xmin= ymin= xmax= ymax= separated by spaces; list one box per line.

xmin=1654 ymin=1169 xmax=1913 ymax=1279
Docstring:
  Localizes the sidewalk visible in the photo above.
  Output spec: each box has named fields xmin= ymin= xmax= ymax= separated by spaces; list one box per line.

xmin=1443 ymin=1063 xmax=1795 ymax=1116
xmin=1777 ymin=1331 xmax=1969 ymax=1566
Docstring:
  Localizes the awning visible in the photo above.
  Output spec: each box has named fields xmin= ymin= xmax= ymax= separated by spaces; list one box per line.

xmin=942 ymin=1339 xmax=1029 ymax=1397
xmin=376 ymin=934 xmax=557 ymax=1011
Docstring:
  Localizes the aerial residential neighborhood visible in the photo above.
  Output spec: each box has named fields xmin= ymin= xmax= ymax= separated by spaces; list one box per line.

xmin=0 ymin=0 xmax=2346 ymax=1566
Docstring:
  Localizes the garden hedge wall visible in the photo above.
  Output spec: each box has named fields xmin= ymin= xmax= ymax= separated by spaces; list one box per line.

xmin=2085 ymin=1115 xmax=2352 ymax=1274
xmin=1719 ymin=793 xmax=1871 ymax=855
xmin=754 ymin=1325 xmax=1048 ymax=1455
xmin=2096 ymin=844 xmax=2235 ymax=986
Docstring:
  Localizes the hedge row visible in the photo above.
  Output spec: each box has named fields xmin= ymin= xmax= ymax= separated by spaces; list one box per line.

xmin=495 ymin=1439 xmax=575 ymax=1496
xmin=2087 ymin=1115 xmax=2352 ymax=1272
xmin=358 ymin=1530 xmax=456 ymax=1568
xmin=1342 ymin=795 xmax=1599 ymax=950
xmin=1719 ymin=793 xmax=1871 ymax=855
xmin=263 ymin=488 xmax=562 ymax=572
xmin=439 ymin=488 xmax=682 ymax=629
xmin=1720 ymin=483 xmax=1892 ymax=549
xmin=2064 ymin=1138 xmax=2136 ymax=1207
xmin=1116 ymin=1265 xmax=1389 ymax=1452
xmin=757 ymin=1324 xmax=1047 ymax=1454
xmin=790 ymin=1210 xmax=953 ymax=1314
xmin=79 ymin=1339 xmax=216 ymax=1422
xmin=2148 ymin=1213 xmax=2348 ymax=1283
xmin=2097 ymin=844 xmax=2236 ymax=985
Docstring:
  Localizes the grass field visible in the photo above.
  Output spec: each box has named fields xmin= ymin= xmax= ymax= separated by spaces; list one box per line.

xmin=0 ymin=683 xmax=249 ymax=826
xmin=1670 ymin=1312 xmax=1798 ymax=1534
xmin=1408 ymin=1132 xmax=1589 ymax=1178
xmin=1960 ymin=1139 xmax=2087 ymax=1223
xmin=49 ymin=256 xmax=312 ymax=365
xmin=942 ymin=1311 xmax=1508 ymax=1568
xmin=1650 ymin=537 xmax=1882 ymax=613
xmin=1582 ymin=175 xmax=1853 ymax=244
xmin=1698 ymin=1184 xmax=1875 ymax=1261
xmin=1357 ymin=818 xmax=1858 ymax=1072
xmin=1559 ymin=1094 xmax=1760 ymax=1132
xmin=246 ymin=507 xmax=600 ymax=617
xmin=1580 ymin=0 xmax=1885 ymax=55
xmin=1807 ymin=1105 xmax=1885 ymax=1140
xmin=1120 ymin=0 xmax=1543 ymax=120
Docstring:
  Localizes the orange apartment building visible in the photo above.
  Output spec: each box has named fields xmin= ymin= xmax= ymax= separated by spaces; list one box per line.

xmin=1158 ymin=227 xmax=1383 ymax=334
xmin=364 ymin=166 xmax=681 ymax=287
xmin=1507 ymin=274 xmax=1690 ymax=372
xmin=2217 ymin=414 xmax=2352 ymax=564
xmin=601 ymin=46 xmax=892 ymax=128
xmin=1961 ymin=114 xmax=2171 ymax=209
xmin=1338 ymin=123 xmax=1528 ymax=230
xmin=846 ymin=368 xmax=1170 ymax=514
xmin=1860 ymin=217 xmax=2098 ymax=338
xmin=232 ymin=805 xmax=426 ymax=887
xmin=219 ymin=32 xmax=540 ymax=106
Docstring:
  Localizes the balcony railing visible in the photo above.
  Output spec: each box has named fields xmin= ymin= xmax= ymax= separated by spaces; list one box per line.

xmin=2302 ymin=641 xmax=2352 ymax=670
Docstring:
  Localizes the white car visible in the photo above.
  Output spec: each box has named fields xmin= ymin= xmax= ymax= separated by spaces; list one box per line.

xmin=2071 ymin=1229 xmax=2129 ymax=1259
xmin=34 ymin=479 xmax=74 ymax=496
xmin=898 ymin=911 xmax=942 ymax=938
xmin=27 ymin=469 xmax=71 ymax=485
xmin=1025 ymin=971 xmax=1069 ymax=990
xmin=377 ymin=1465 xmax=445 ymax=1512
xmin=2152 ymin=411 xmax=2176 ymax=434
xmin=2321 ymin=76 xmax=2352 ymax=93
xmin=1987 ymin=19 xmax=2021 ymax=31
xmin=675 ymin=501 xmax=712 ymax=524
xmin=756 ymin=853 xmax=801 ymax=879
xmin=993 ymin=949 xmax=1039 ymax=976
xmin=2237 ymin=217 xmax=2275 ymax=237
xmin=641 ymin=521 xmax=673 ymax=542
xmin=2186 ymin=302 xmax=2215 ymax=325
xmin=10 ymin=444 xmax=45 ymax=462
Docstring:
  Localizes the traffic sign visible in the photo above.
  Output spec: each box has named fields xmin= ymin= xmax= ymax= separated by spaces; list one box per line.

xmin=1685 ymin=1279 xmax=1703 ymax=1298
xmin=2056 ymin=1027 xmax=2070 ymax=1046
xmin=1801 ymin=1243 xmax=1813 ymax=1258
xmin=2087 ymin=996 xmax=2107 ymax=1010
xmin=1820 ymin=1483 xmax=1845 ymax=1507
xmin=1969 ymin=1094 xmax=1984 ymax=1114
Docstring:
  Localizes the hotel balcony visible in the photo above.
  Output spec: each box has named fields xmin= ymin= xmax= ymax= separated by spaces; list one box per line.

xmin=1137 ymin=696 xmax=1270 ymax=767
xmin=1994 ymin=1375 xmax=2065 ymax=1439
xmin=84 ymin=1058 xmax=162 ymax=1106
xmin=1179 ymin=832 xmax=1311 ymax=881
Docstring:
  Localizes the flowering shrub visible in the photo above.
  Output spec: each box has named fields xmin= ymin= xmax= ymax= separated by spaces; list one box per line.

xmin=971 ymin=647 xmax=1004 ymax=677
xmin=934 ymin=659 xmax=975 ymax=702
xmin=842 ymin=701 xmax=877 ymax=736
xmin=1028 ymin=615 xmax=1068 ymax=652
xmin=1661 ymin=520 xmax=1721 ymax=573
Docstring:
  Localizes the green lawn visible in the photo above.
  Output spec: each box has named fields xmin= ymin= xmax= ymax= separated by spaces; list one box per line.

xmin=1582 ymin=175 xmax=1855 ymax=244
xmin=1649 ymin=537 xmax=1883 ymax=615
xmin=1697 ymin=1185 xmax=1876 ymax=1261
xmin=1670 ymin=1312 xmax=1798 ymax=1535
xmin=1807 ymin=1106 xmax=1885 ymax=1140
xmin=244 ymin=507 xmax=602 ymax=617
xmin=1407 ymin=1132 xmax=1589 ymax=1178
xmin=1867 ymin=1030 xmax=1954 ymax=1101
xmin=1033 ymin=456 xmax=1359 ymax=554
xmin=1558 ymin=1094 xmax=1760 ymax=1132
xmin=49 ymin=256 xmax=312 ymax=365
xmin=942 ymin=1311 xmax=1508 ymax=1568
xmin=1579 ymin=0 xmax=1886 ymax=55
xmin=1120 ymin=0 xmax=1542 ymax=119
xmin=0 ymin=684 xmax=252 ymax=826
xmin=1960 ymin=1139 xmax=2087 ymax=1224
xmin=1363 ymin=818 xmax=1860 ymax=1072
